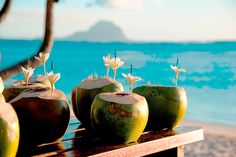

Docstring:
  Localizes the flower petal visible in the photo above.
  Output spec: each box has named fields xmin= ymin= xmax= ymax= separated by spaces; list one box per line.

xmin=119 ymin=61 xmax=124 ymax=67
xmin=34 ymin=56 xmax=41 ymax=61
xmin=170 ymin=65 xmax=177 ymax=71
xmin=21 ymin=66 xmax=27 ymax=72
xmin=122 ymin=73 xmax=128 ymax=78
xmin=134 ymin=76 xmax=141 ymax=82
xmin=44 ymin=53 xmax=50 ymax=61
xmin=39 ymin=52 xmax=43 ymax=57
xmin=179 ymin=68 xmax=186 ymax=72
xmin=110 ymin=57 xmax=124 ymax=69
xmin=46 ymin=72 xmax=60 ymax=90
xmin=53 ymin=73 xmax=60 ymax=83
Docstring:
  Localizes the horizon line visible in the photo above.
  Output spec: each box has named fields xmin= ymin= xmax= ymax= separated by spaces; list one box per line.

xmin=1 ymin=37 xmax=236 ymax=44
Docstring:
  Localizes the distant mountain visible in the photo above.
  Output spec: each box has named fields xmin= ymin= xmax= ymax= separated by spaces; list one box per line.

xmin=64 ymin=21 xmax=128 ymax=42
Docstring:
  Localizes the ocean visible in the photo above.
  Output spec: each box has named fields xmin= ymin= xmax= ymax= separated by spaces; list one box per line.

xmin=0 ymin=39 xmax=236 ymax=126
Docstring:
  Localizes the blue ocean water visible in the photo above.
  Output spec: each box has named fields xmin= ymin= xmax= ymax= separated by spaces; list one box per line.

xmin=1 ymin=39 xmax=236 ymax=126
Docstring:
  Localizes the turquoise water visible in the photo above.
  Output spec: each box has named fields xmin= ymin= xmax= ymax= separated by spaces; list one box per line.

xmin=1 ymin=39 xmax=236 ymax=126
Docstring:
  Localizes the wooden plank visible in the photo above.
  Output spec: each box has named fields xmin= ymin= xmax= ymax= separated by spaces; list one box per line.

xmin=77 ymin=127 xmax=203 ymax=157
xmin=31 ymin=118 xmax=204 ymax=157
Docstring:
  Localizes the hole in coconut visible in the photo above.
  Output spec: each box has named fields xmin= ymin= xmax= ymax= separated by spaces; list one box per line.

xmin=24 ymin=87 xmax=49 ymax=93
xmin=115 ymin=93 xmax=129 ymax=96
xmin=22 ymin=83 xmax=33 ymax=86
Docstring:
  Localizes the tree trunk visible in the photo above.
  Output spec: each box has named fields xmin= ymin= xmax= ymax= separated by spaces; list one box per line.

xmin=0 ymin=0 xmax=12 ymax=23
xmin=0 ymin=0 xmax=57 ymax=81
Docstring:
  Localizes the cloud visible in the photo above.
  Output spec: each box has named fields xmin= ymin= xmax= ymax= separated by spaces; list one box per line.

xmin=166 ymin=51 xmax=236 ymax=74
xmin=86 ymin=0 xmax=163 ymax=11
xmin=179 ymin=75 xmax=187 ymax=81
xmin=117 ymin=50 xmax=236 ymax=82
xmin=229 ymin=67 xmax=236 ymax=81
xmin=87 ymin=0 xmax=144 ymax=11
xmin=118 ymin=51 xmax=158 ymax=68
xmin=152 ymin=0 xmax=163 ymax=6
xmin=188 ymin=76 xmax=212 ymax=82
xmin=108 ymin=0 xmax=143 ymax=11
xmin=166 ymin=52 xmax=215 ymax=73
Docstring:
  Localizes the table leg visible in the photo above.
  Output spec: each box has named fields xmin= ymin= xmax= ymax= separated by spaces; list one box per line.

xmin=177 ymin=145 xmax=184 ymax=157
xmin=145 ymin=145 xmax=185 ymax=157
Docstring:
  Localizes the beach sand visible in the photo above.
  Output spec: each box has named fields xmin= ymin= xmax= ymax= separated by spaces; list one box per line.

xmin=181 ymin=119 xmax=236 ymax=157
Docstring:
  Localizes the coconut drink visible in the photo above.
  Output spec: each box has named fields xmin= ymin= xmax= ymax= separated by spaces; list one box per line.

xmin=133 ymin=62 xmax=187 ymax=130
xmin=9 ymin=71 xmax=70 ymax=147
xmin=71 ymin=53 xmax=124 ymax=128
xmin=2 ymin=66 xmax=51 ymax=103
xmin=3 ymin=80 xmax=50 ymax=102
xmin=71 ymin=76 xmax=124 ymax=128
xmin=3 ymin=53 xmax=52 ymax=102
xmin=9 ymin=88 xmax=70 ymax=145
xmin=0 ymin=101 xmax=20 ymax=157
xmin=133 ymin=85 xmax=187 ymax=130
xmin=90 ymin=65 xmax=147 ymax=144
xmin=91 ymin=92 xmax=148 ymax=144
xmin=0 ymin=77 xmax=20 ymax=157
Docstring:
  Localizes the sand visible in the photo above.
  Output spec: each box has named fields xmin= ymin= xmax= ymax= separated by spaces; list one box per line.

xmin=181 ymin=119 xmax=236 ymax=157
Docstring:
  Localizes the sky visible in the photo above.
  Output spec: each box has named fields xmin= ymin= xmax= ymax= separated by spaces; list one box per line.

xmin=0 ymin=0 xmax=236 ymax=41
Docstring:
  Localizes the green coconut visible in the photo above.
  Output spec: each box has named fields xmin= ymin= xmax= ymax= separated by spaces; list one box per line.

xmin=3 ymin=77 xmax=50 ymax=102
xmin=91 ymin=92 xmax=149 ymax=144
xmin=71 ymin=77 xmax=123 ymax=128
xmin=0 ymin=101 xmax=20 ymax=157
xmin=9 ymin=88 xmax=70 ymax=146
xmin=133 ymin=85 xmax=187 ymax=130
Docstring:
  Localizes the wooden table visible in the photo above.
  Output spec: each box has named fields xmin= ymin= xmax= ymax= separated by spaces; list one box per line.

xmin=31 ymin=118 xmax=204 ymax=157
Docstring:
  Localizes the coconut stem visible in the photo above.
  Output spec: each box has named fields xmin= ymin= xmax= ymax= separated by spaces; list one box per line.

xmin=113 ymin=68 xmax=116 ymax=80
xmin=129 ymin=83 xmax=132 ymax=91
xmin=175 ymin=73 xmax=179 ymax=86
xmin=106 ymin=67 xmax=110 ymax=77
xmin=50 ymin=83 xmax=54 ymax=92
xmin=26 ymin=79 xmax=28 ymax=86
xmin=51 ymin=60 xmax=54 ymax=72
xmin=27 ymin=57 xmax=30 ymax=68
xmin=130 ymin=64 xmax=132 ymax=74
xmin=44 ymin=63 xmax=47 ymax=76
xmin=176 ymin=57 xmax=179 ymax=66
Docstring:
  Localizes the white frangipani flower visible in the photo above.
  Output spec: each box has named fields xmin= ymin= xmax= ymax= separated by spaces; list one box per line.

xmin=170 ymin=65 xmax=186 ymax=79
xmin=109 ymin=57 xmax=124 ymax=79
xmin=46 ymin=72 xmax=60 ymax=91
xmin=35 ymin=52 xmax=49 ymax=64
xmin=21 ymin=66 xmax=34 ymax=85
xmin=103 ymin=54 xmax=111 ymax=67
xmin=35 ymin=52 xmax=50 ymax=75
xmin=103 ymin=54 xmax=111 ymax=77
xmin=170 ymin=65 xmax=186 ymax=86
xmin=122 ymin=73 xmax=141 ymax=90
xmin=110 ymin=57 xmax=124 ymax=69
